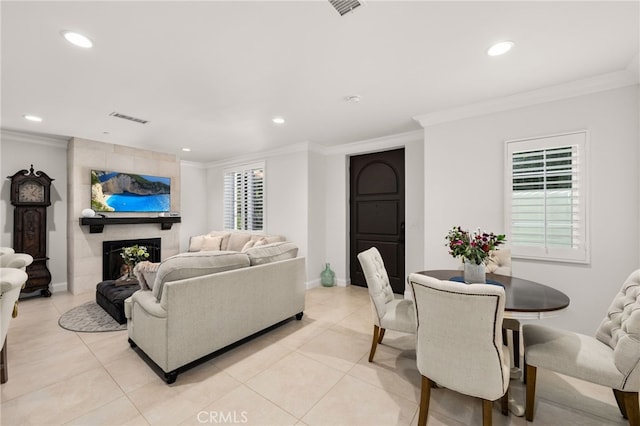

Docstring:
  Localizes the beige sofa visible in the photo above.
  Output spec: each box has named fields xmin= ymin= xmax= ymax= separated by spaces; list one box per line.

xmin=125 ymin=241 xmax=305 ymax=383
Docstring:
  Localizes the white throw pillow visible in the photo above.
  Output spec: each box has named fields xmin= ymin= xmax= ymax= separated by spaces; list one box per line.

xmin=241 ymin=240 xmax=256 ymax=252
xmin=188 ymin=235 xmax=206 ymax=252
xmin=244 ymin=242 xmax=298 ymax=266
xmin=200 ymin=235 xmax=223 ymax=251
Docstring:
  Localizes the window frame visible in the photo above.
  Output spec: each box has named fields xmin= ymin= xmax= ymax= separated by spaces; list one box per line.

xmin=223 ymin=161 xmax=265 ymax=232
xmin=504 ymin=130 xmax=589 ymax=264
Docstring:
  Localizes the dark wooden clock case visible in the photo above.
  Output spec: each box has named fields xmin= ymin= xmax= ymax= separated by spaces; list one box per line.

xmin=7 ymin=165 xmax=54 ymax=297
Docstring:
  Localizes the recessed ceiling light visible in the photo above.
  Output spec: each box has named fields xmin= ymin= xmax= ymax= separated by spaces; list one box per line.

xmin=23 ymin=114 xmax=43 ymax=122
xmin=487 ymin=41 xmax=514 ymax=56
xmin=61 ymin=31 xmax=93 ymax=48
xmin=272 ymin=117 xmax=285 ymax=125
xmin=182 ymin=148 xmax=191 ymax=152
xmin=345 ymin=95 xmax=361 ymax=103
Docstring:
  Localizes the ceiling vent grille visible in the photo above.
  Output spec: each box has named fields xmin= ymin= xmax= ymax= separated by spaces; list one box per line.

xmin=329 ymin=0 xmax=365 ymax=16
xmin=109 ymin=112 xmax=149 ymax=124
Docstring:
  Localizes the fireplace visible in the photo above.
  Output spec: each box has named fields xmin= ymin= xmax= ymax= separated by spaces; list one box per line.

xmin=103 ymin=238 xmax=161 ymax=281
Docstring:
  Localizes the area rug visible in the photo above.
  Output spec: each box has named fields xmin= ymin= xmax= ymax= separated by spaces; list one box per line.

xmin=58 ymin=301 xmax=127 ymax=332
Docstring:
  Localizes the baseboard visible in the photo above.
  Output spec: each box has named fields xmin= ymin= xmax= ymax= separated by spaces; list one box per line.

xmin=51 ymin=281 xmax=68 ymax=294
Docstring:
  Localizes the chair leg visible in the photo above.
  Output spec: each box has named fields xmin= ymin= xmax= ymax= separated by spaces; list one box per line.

xmin=0 ymin=337 xmax=7 ymax=384
xmin=377 ymin=328 xmax=386 ymax=344
xmin=614 ymin=389 xmax=629 ymax=419
xmin=525 ymin=364 xmax=537 ymax=422
xmin=512 ymin=330 xmax=520 ymax=368
xmin=482 ymin=399 xmax=493 ymax=426
xmin=417 ymin=375 xmax=432 ymax=426
xmin=621 ymin=391 xmax=639 ymax=426
xmin=500 ymin=388 xmax=509 ymax=416
xmin=368 ymin=325 xmax=380 ymax=362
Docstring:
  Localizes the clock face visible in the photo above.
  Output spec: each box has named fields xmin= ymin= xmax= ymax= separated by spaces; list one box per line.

xmin=18 ymin=181 xmax=45 ymax=203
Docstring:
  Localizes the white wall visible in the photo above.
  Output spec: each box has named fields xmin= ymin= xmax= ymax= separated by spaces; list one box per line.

xmin=423 ymin=85 xmax=639 ymax=335
xmin=179 ymin=161 xmax=209 ymax=252
xmin=0 ymin=130 xmax=69 ymax=293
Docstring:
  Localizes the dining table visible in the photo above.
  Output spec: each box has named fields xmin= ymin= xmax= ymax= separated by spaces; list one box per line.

xmin=413 ymin=270 xmax=570 ymax=319
xmin=411 ymin=269 xmax=571 ymax=416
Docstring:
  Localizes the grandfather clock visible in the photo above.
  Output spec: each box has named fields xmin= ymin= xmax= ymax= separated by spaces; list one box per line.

xmin=8 ymin=165 xmax=53 ymax=297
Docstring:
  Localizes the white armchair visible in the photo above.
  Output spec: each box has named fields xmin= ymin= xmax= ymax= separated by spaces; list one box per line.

xmin=409 ymin=273 xmax=510 ymax=425
xmin=1 ymin=268 xmax=29 ymax=383
xmin=524 ymin=269 xmax=640 ymax=425
xmin=0 ymin=247 xmax=15 ymax=257
xmin=0 ymin=253 xmax=33 ymax=271
xmin=357 ymin=247 xmax=416 ymax=362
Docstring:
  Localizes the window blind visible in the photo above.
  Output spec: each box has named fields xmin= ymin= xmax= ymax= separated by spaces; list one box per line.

xmin=223 ymin=163 xmax=264 ymax=231
xmin=505 ymin=131 xmax=588 ymax=263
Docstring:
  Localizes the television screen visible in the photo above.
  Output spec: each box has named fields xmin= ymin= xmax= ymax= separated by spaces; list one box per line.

xmin=91 ymin=170 xmax=171 ymax=212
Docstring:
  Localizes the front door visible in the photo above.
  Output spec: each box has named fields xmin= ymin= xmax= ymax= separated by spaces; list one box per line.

xmin=349 ymin=148 xmax=405 ymax=294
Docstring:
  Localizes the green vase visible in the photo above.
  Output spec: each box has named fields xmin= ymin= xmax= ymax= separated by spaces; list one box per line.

xmin=321 ymin=263 xmax=335 ymax=287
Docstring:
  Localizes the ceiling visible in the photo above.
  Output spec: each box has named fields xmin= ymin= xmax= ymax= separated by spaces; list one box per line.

xmin=2 ymin=1 xmax=638 ymax=163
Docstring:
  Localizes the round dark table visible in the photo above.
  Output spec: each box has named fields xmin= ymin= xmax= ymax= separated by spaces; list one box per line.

xmin=414 ymin=270 xmax=570 ymax=319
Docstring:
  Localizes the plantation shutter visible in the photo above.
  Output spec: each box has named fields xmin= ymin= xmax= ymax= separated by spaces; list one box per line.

xmin=223 ymin=162 xmax=264 ymax=231
xmin=505 ymin=131 xmax=588 ymax=263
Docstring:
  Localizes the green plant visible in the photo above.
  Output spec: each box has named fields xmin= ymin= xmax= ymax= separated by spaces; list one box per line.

xmin=120 ymin=245 xmax=150 ymax=269
xmin=446 ymin=226 xmax=506 ymax=265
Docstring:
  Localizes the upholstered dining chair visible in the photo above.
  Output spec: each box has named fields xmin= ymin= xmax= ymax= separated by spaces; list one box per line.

xmin=357 ymin=247 xmax=416 ymax=362
xmin=408 ymin=273 xmax=510 ymax=426
xmin=486 ymin=249 xmax=521 ymax=372
xmin=0 ymin=267 xmax=29 ymax=383
xmin=0 ymin=247 xmax=15 ymax=257
xmin=523 ymin=269 xmax=640 ymax=425
xmin=0 ymin=252 xmax=33 ymax=271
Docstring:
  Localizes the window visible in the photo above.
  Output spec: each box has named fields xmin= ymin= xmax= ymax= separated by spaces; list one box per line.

xmin=505 ymin=131 xmax=588 ymax=263
xmin=223 ymin=162 xmax=264 ymax=231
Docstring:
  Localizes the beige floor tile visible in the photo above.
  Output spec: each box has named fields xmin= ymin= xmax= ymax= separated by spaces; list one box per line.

xmin=1 ymin=367 xmax=123 ymax=425
xmin=179 ymin=384 xmax=298 ymax=426
xmin=265 ymin=318 xmax=330 ymax=350
xmin=63 ymin=395 xmax=144 ymax=426
xmin=83 ymin=330 xmax=133 ymax=365
xmin=104 ymin=350 xmax=160 ymax=393
xmin=212 ymin=334 xmax=294 ymax=383
xmin=302 ymin=374 xmax=417 ymax=426
xmin=297 ymin=328 xmax=370 ymax=372
xmin=127 ymin=365 xmax=241 ymax=425
xmin=1 ymin=342 xmax=102 ymax=402
xmin=246 ymin=351 xmax=344 ymax=419
xmin=348 ymin=345 xmax=421 ymax=403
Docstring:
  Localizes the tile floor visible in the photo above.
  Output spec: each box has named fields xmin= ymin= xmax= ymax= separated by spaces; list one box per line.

xmin=0 ymin=285 xmax=629 ymax=425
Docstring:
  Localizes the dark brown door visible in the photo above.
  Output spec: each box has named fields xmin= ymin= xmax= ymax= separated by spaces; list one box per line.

xmin=350 ymin=148 xmax=405 ymax=294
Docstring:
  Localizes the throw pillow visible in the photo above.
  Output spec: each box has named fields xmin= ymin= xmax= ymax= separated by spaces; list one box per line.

xmin=200 ymin=235 xmax=223 ymax=251
xmin=241 ymin=240 xmax=256 ymax=252
xmin=253 ymin=237 xmax=269 ymax=247
xmin=244 ymin=241 xmax=298 ymax=266
xmin=188 ymin=235 xmax=206 ymax=252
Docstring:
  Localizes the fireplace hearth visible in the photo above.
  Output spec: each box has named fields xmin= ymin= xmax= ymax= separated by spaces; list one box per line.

xmin=103 ymin=238 xmax=161 ymax=281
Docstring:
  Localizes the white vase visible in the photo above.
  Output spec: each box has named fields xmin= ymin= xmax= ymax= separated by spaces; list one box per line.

xmin=463 ymin=260 xmax=486 ymax=284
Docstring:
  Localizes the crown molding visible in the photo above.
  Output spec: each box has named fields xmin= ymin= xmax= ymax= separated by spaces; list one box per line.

xmin=323 ymin=129 xmax=424 ymax=156
xmin=1 ymin=128 xmax=69 ymax=148
xmin=413 ymin=69 xmax=639 ymax=128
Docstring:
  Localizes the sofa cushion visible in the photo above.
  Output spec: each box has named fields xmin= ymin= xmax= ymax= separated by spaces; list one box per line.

xmin=152 ymin=251 xmax=250 ymax=301
xmin=244 ymin=242 xmax=298 ymax=266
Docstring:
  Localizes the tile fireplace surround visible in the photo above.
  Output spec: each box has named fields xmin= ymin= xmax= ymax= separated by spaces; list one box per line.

xmin=67 ymin=138 xmax=181 ymax=295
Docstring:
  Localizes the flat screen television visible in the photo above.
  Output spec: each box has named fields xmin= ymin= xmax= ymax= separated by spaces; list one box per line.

xmin=91 ymin=170 xmax=171 ymax=213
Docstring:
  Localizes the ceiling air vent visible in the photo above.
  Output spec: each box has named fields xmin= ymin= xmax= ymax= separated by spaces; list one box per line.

xmin=109 ymin=112 xmax=149 ymax=124
xmin=328 ymin=0 xmax=365 ymax=16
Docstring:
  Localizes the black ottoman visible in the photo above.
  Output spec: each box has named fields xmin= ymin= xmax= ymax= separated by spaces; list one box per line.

xmin=96 ymin=280 xmax=141 ymax=324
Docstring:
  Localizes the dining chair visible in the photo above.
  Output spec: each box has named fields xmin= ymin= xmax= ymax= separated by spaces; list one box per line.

xmin=486 ymin=249 xmax=521 ymax=371
xmin=0 ymin=252 xmax=34 ymax=271
xmin=0 ymin=268 xmax=29 ymax=383
xmin=0 ymin=247 xmax=15 ymax=257
xmin=357 ymin=247 xmax=416 ymax=362
xmin=523 ymin=268 xmax=640 ymax=425
xmin=408 ymin=273 xmax=510 ymax=426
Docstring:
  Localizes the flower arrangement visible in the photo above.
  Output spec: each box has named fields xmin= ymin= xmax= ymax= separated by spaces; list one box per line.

xmin=446 ymin=226 xmax=506 ymax=265
xmin=120 ymin=245 xmax=150 ymax=272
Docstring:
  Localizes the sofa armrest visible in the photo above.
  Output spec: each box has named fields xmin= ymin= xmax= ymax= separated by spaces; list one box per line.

xmin=130 ymin=290 xmax=167 ymax=319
